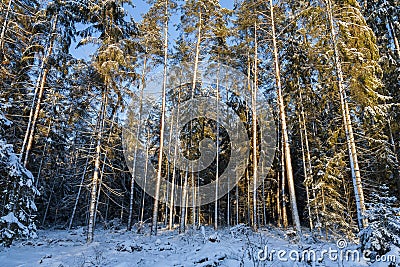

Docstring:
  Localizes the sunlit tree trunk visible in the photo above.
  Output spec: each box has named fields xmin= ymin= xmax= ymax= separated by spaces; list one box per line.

xmin=0 ymin=0 xmax=12 ymax=52
xmin=87 ymin=88 xmax=107 ymax=243
xmin=252 ymin=21 xmax=259 ymax=231
xmin=298 ymin=113 xmax=313 ymax=230
xmin=281 ymin=131 xmax=288 ymax=229
xmin=269 ymin=0 xmax=301 ymax=237
xmin=387 ymin=19 xmax=400 ymax=59
xmin=22 ymin=14 xmax=58 ymax=167
xmin=326 ymin=0 xmax=367 ymax=230
xmin=151 ymin=0 xmax=169 ymax=236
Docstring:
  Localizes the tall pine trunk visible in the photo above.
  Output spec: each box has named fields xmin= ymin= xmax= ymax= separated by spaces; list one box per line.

xmin=252 ymin=21 xmax=258 ymax=231
xmin=269 ymin=0 xmax=302 ymax=237
xmin=326 ymin=0 xmax=367 ymax=230
xmin=21 ymin=14 xmax=58 ymax=167
xmin=151 ymin=0 xmax=169 ymax=236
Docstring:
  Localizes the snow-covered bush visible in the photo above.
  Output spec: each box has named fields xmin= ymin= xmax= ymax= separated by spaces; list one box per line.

xmin=0 ymin=113 xmax=39 ymax=246
xmin=360 ymin=185 xmax=400 ymax=260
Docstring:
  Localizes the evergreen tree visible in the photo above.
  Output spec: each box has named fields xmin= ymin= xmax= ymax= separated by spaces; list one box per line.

xmin=0 ymin=110 xmax=39 ymax=246
xmin=360 ymin=185 xmax=400 ymax=259
xmin=75 ymin=0 xmax=138 ymax=243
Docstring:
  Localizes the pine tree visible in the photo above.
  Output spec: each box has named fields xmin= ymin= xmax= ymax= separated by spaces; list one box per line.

xmin=177 ymin=0 xmax=230 ymax=232
xmin=76 ymin=0 xmax=138 ymax=243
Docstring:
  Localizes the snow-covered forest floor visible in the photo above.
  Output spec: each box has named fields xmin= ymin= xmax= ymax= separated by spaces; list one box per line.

xmin=0 ymin=224 xmax=398 ymax=267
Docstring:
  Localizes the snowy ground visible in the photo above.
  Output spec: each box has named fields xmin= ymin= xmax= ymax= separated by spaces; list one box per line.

xmin=0 ymin=224 xmax=398 ymax=267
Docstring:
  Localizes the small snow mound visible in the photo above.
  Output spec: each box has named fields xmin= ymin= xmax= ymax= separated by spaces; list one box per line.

xmin=284 ymin=229 xmax=300 ymax=243
xmin=193 ymin=252 xmax=227 ymax=266
xmin=208 ymin=232 xmax=220 ymax=243
xmin=115 ymin=241 xmax=143 ymax=252
xmin=230 ymin=224 xmax=252 ymax=238
xmin=158 ymin=242 xmax=173 ymax=251
xmin=69 ymin=227 xmax=85 ymax=236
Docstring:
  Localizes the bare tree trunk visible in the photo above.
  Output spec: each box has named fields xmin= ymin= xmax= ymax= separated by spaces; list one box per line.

xmin=281 ymin=133 xmax=288 ymax=229
xmin=235 ymin=185 xmax=239 ymax=225
xmin=252 ymin=21 xmax=259 ymax=231
xmin=22 ymin=14 xmax=58 ymax=167
xmin=42 ymin=156 xmax=59 ymax=226
xmin=269 ymin=0 xmax=302 ymax=237
xmin=93 ymin=114 xmax=116 ymax=228
xmin=180 ymin=7 xmax=202 ymax=234
xmin=192 ymin=8 xmax=202 ymax=231
xmin=299 ymin=91 xmax=321 ymax=234
xmin=180 ymin=169 xmax=189 ymax=233
xmin=168 ymin=98 xmax=180 ymax=229
xmin=262 ymin=179 xmax=266 ymax=226
xmin=128 ymin=50 xmax=148 ymax=231
xmin=276 ymin=168 xmax=282 ymax=227
xmin=151 ymin=0 xmax=169 ymax=236
xmin=322 ymin=186 xmax=328 ymax=240
xmin=140 ymin=129 xmax=151 ymax=225
xmin=164 ymin=112 xmax=176 ymax=227
xmin=246 ymin=48 xmax=252 ymax=227
xmin=298 ymin=113 xmax=313 ymax=230
xmin=214 ymin=62 xmax=220 ymax=231
xmin=326 ymin=0 xmax=367 ymax=230
xmin=69 ymin=141 xmax=92 ymax=230
xmin=0 ymin=0 xmax=12 ymax=52
xmin=387 ymin=19 xmax=400 ymax=59
xmin=87 ymin=89 xmax=107 ymax=243
xmin=35 ymin=120 xmax=52 ymax=188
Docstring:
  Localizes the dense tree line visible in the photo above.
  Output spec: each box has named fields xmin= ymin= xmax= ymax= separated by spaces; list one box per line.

xmin=0 ymin=0 xmax=399 ymax=256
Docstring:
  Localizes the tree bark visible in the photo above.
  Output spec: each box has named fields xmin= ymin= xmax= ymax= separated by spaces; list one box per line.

xmin=326 ymin=0 xmax=367 ymax=230
xmin=252 ymin=21 xmax=259 ymax=232
xmin=0 ymin=0 xmax=12 ymax=53
xmin=22 ymin=14 xmax=58 ymax=168
xmin=87 ymin=89 xmax=107 ymax=243
xmin=151 ymin=0 xmax=169 ymax=236
xmin=269 ymin=0 xmax=302 ymax=237
xmin=128 ymin=48 xmax=148 ymax=231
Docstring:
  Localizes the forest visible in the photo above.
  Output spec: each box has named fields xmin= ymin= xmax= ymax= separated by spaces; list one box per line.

xmin=0 ymin=0 xmax=400 ymax=265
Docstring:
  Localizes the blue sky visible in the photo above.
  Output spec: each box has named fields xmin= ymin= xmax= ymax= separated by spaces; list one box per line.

xmin=129 ymin=0 xmax=235 ymax=21
xmin=70 ymin=0 xmax=235 ymax=59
